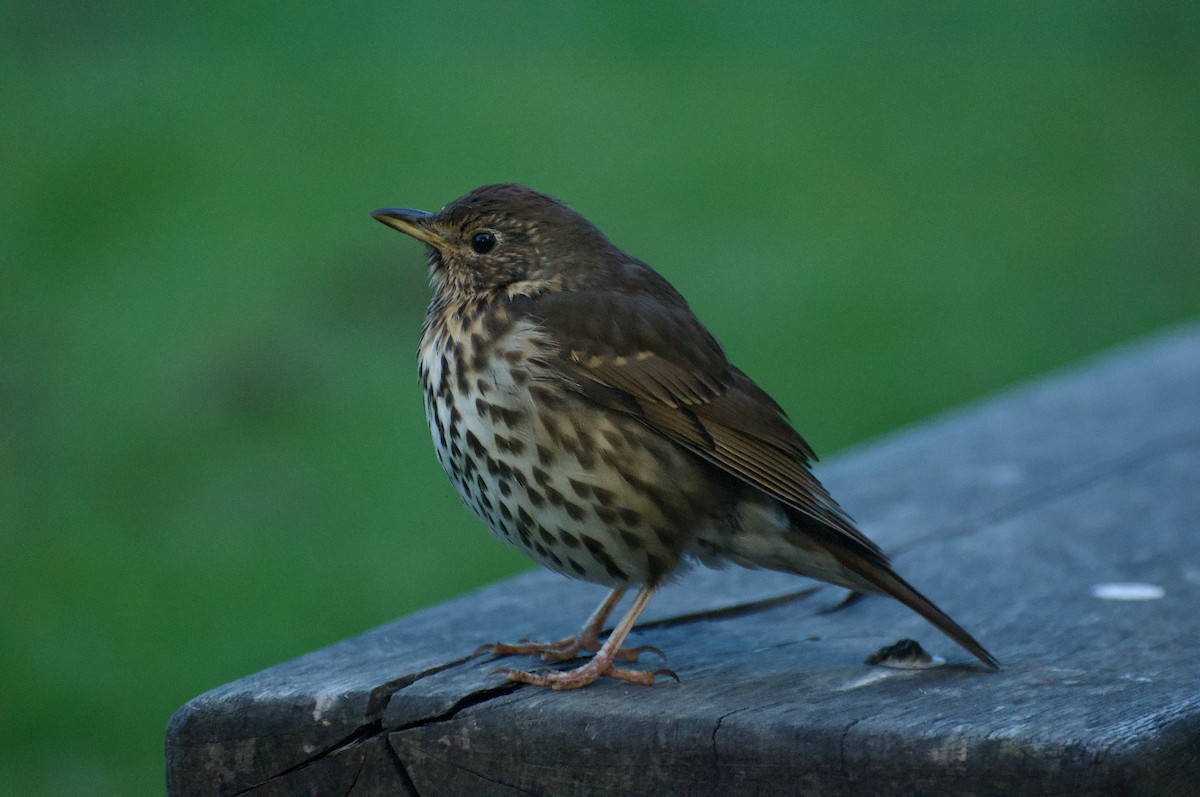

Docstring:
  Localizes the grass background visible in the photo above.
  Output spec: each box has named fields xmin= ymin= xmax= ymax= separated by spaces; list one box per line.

xmin=2 ymin=3 xmax=1198 ymax=793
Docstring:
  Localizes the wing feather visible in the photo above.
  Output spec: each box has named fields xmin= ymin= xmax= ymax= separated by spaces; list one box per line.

xmin=515 ymin=285 xmax=874 ymax=550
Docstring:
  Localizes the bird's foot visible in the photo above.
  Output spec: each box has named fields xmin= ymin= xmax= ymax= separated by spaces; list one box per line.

xmin=489 ymin=585 xmax=671 ymax=689
xmin=475 ymin=636 xmax=663 ymax=664
xmin=496 ymin=658 xmax=679 ymax=690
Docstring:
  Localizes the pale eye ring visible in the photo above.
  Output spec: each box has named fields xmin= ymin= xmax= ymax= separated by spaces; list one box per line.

xmin=471 ymin=231 xmax=497 ymax=254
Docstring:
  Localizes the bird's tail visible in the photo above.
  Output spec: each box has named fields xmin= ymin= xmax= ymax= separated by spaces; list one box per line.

xmin=825 ymin=539 xmax=999 ymax=670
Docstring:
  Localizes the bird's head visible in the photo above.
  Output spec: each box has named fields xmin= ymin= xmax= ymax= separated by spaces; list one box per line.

xmin=372 ymin=184 xmax=621 ymax=299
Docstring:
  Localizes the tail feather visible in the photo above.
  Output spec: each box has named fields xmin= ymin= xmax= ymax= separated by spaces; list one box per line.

xmin=819 ymin=531 xmax=999 ymax=669
xmin=858 ymin=558 xmax=998 ymax=669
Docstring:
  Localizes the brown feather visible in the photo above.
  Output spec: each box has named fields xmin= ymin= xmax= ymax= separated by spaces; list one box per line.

xmin=517 ymin=286 xmax=876 ymax=552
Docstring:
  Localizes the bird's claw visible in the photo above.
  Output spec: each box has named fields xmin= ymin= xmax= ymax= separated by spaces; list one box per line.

xmin=650 ymin=667 xmax=680 ymax=683
xmin=623 ymin=644 xmax=667 ymax=662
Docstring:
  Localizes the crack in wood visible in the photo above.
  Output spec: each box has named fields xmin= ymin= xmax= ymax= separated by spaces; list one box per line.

xmin=711 ymin=712 xmax=728 ymax=773
xmin=229 ymin=655 xmax=481 ymax=795
xmin=381 ymin=735 xmax=421 ymax=797
xmin=839 ymin=717 xmax=863 ymax=776
xmin=342 ymin=749 xmax=367 ymax=797
xmin=710 ymin=702 xmax=788 ymax=786
xmin=710 ymin=707 xmax=747 ymax=774
xmin=391 ymin=682 xmax=525 ymax=735
xmin=634 ymin=586 xmax=822 ymax=631
xmin=364 ymin=653 xmax=480 ymax=721
xmin=246 ymin=680 xmax=522 ymax=794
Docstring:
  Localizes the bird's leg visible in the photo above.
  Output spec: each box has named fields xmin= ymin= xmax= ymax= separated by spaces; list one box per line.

xmin=498 ymin=585 xmax=678 ymax=689
xmin=479 ymin=587 xmax=662 ymax=663
xmin=477 ymin=587 xmax=623 ymax=661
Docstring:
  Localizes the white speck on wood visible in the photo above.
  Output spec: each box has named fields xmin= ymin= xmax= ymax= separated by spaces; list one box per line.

xmin=838 ymin=669 xmax=915 ymax=691
xmin=311 ymin=691 xmax=340 ymax=725
xmin=1091 ymin=582 xmax=1165 ymax=601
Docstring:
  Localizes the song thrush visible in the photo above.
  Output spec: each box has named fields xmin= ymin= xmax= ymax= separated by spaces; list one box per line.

xmin=372 ymin=184 xmax=997 ymax=690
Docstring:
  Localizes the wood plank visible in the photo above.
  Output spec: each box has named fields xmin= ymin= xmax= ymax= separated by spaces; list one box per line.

xmin=167 ymin=322 xmax=1200 ymax=796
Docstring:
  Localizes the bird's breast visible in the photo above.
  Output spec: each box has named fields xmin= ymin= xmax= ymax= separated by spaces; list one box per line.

xmin=416 ymin=301 xmax=727 ymax=587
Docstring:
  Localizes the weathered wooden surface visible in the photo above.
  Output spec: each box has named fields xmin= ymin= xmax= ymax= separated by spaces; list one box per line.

xmin=167 ymin=322 xmax=1200 ymax=796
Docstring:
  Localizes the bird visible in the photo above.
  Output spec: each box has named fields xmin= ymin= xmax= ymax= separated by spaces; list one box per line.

xmin=371 ymin=184 xmax=997 ymax=690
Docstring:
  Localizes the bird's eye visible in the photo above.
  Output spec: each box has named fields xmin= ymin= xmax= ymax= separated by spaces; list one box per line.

xmin=471 ymin=231 xmax=497 ymax=254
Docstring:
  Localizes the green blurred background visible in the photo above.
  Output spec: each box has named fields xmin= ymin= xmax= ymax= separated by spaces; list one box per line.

xmin=2 ymin=2 xmax=1198 ymax=793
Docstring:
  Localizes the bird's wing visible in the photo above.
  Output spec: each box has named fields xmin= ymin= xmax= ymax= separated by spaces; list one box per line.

xmin=518 ymin=287 xmax=876 ymax=551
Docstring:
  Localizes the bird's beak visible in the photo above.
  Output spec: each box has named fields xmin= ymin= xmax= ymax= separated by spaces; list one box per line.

xmin=370 ymin=207 xmax=450 ymax=249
